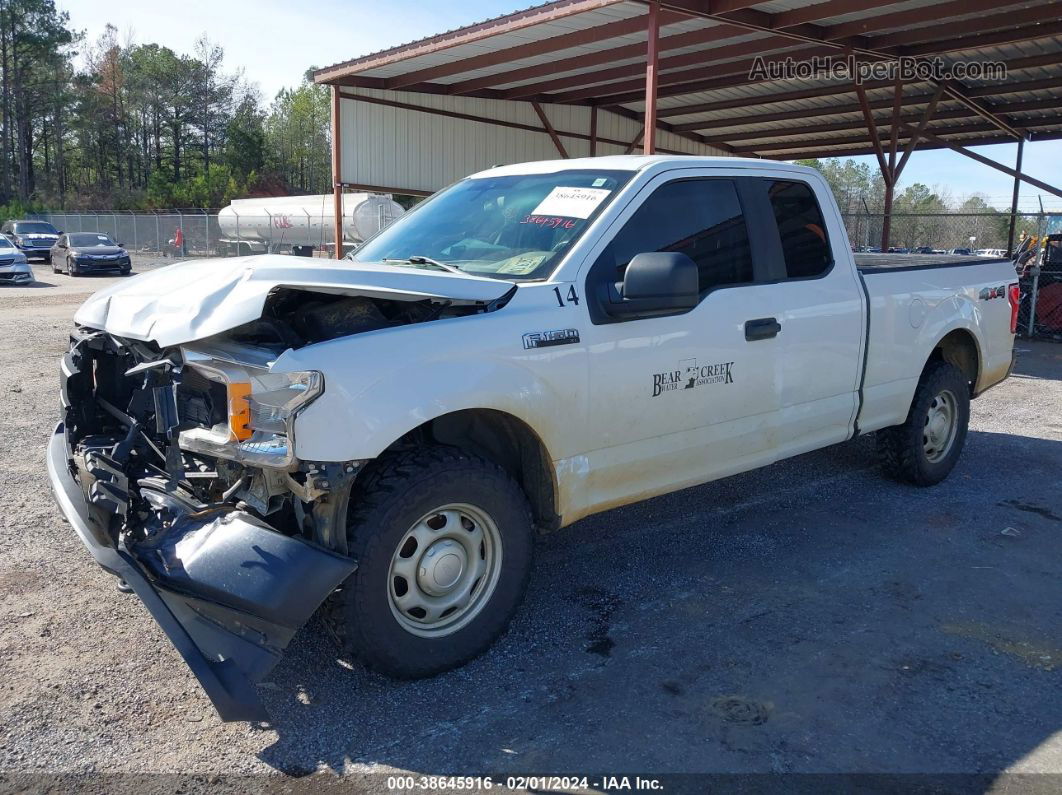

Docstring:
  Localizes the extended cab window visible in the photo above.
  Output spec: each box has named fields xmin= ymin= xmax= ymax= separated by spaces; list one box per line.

xmin=600 ymin=179 xmax=752 ymax=293
xmin=768 ymin=180 xmax=831 ymax=278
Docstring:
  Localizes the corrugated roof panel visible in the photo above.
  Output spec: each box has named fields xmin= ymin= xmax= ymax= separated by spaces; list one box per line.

xmin=336 ymin=2 xmax=644 ymax=80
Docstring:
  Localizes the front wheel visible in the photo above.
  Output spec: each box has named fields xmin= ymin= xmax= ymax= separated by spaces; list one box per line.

xmin=327 ymin=446 xmax=533 ymax=678
xmin=66 ymin=257 xmax=78 ymax=277
xmin=877 ymin=360 xmax=970 ymax=486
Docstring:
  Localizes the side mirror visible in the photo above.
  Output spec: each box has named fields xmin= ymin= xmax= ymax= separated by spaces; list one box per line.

xmin=118 ymin=242 xmax=125 ymax=247
xmin=605 ymin=252 xmax=699 ymax=318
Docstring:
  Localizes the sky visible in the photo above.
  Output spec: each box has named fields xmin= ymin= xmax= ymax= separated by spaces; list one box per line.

xmin=57 ymin=0 xmax=1062 ymax=213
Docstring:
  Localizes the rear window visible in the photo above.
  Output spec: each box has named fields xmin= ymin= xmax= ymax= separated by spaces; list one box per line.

xmin=68 ymin=233 xmax=116 ymax=247
xmin=768 ymin=181 xmax=831 ymax=279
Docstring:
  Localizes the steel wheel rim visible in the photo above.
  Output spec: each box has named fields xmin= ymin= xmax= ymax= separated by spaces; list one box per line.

xmin=387 ymin=503 xmax=502 ymax=638
xmin=923 ymin=388 xmax=958 ymax=463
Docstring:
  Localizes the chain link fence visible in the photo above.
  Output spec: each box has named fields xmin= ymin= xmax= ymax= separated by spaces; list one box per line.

xmin=27 ymin=209 xmax=339 ymax=258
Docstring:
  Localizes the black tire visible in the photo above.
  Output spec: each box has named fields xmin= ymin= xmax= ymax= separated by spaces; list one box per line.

xmin=326 ymin=446 xmax=533 ymax=679
xmin=66 ymin=257 xmax=78 ymax=277
xmin=877 ymin=360 xmax=970 ymax=486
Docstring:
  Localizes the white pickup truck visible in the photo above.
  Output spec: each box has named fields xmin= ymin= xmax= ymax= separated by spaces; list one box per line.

xmin=47 ymin=155 xmax=1018 ymax=722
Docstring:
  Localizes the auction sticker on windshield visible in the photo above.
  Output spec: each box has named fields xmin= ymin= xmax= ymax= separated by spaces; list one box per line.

xmin=531 ymin=186 xmax=611 ymax=219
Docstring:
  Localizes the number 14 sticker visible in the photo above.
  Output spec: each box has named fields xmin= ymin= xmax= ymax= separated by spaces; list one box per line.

xmin=553 ymin=285 xmax=580 ymax=307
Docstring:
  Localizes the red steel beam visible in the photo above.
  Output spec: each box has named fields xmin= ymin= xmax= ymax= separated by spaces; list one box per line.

xmin=854 ymin=81 xmax=890 ymax=182
xmin=871 ymin=3 xmax=1060 ymax=49
xmin=387 ymin=10 xmax=687 ymax=90
xmin=532 ymin=101 xmax=570 ymax=157
xmin=745 ymin=118 xmax=1062 ymax=155
xmin=589 ymin=105 xmax=598 ymax=155
xmin=638 ymin=0 xmax=1040 ymax=141
xmin=696 ymin=96 xmax=1061 ymax=145
xmin=903 ymin=19 xmax=1062 ymax=56
xmin=643 ymin=0 xmax=661 ymax=154
xmin=898 ymin=125 xmax=1062 ymax=200
xmin=771 ymin=0 xmax=887 ymax=29
xmin=657 ymin=58 xmax=1062 ymax=118
xmin=496 ymin=32 xmax=785 ymax=99
xmin=823 ymin=0 xmax=1034 ymax=41
xmin=550 ymin=45 xmax=834 ymax=103
xmin=763 ymin=129 xmax=1062 ymax=160
xmin=670 ymin=85 xmax=1062 ymax=133
xmin=894 ymin=83 xmax=945 ymax=175
xmin=625 ymin=126 xmax=646 ymax=154
xmin=330 ymin=86 xmax=344 ymax=259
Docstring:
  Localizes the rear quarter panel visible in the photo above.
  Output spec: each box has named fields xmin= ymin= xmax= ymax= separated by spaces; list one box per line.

xmin=858 ymin=260 xmax=1015 ymax=433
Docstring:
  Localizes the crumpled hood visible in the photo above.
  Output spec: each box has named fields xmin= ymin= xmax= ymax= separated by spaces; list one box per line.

xmin=75 ymin=254 xmax=515 ymax=347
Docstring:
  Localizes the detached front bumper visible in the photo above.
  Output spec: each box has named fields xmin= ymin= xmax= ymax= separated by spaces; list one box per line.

xmin=46 ymin=422 xmax=356 ymax=722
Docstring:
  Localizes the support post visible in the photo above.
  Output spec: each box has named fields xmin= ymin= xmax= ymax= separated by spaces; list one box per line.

xmin=643 ymin=0 xmax=660 ymax=155
xmin=881 ymin=180 xmax=894 ymax=252
xmin=1007 ymin=137 xmax=1025 ymax=256
xmin=331 ymin=86 xmax=344 ymax=259
xmin=589 ymin=105 xmax=598 ymax=156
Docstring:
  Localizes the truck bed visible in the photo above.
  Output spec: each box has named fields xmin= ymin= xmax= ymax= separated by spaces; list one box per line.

xmin=855 ymin=253 xmax=1010 ymax=272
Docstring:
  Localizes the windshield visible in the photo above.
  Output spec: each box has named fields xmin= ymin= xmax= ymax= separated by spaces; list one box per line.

xmin=12 ymin=222 xmax=58 ymax=235
xmin=69 ymin=233 xmax=116 ymax=247
xmin=351 ymin=169 xmax=633 ymax=280
xmin=0 ymin=236 xmax=13 ymax=250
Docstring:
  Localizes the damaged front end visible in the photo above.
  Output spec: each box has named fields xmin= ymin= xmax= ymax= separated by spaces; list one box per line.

xmin=47 ymin=327 xmax=361 ymax=722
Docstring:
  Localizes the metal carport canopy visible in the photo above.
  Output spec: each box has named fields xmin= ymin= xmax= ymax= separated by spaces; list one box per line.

xmin=313 ymin=0 xmax=1062 ymax=252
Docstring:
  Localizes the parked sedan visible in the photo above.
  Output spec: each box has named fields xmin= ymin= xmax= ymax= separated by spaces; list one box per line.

xmin=1 ymin=219 xmax=60 ymax=262
xmin=0 ymin=234 xmax=33 ymax=285
xmin=51 ymin=233 xmax=131 ymax=276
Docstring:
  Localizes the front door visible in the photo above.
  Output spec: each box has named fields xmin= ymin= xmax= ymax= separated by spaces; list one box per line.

xmin=579 ymin=174 xmax=784 ymax=515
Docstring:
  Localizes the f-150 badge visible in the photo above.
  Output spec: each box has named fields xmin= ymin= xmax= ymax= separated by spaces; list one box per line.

xmin=522 ymin=329 xmax=581 ymax=349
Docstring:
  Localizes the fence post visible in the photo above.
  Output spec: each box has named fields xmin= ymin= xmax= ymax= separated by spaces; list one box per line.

xmin=155 ymin=213 xmax=160 ymax=253
xmin=179 ymin=211 xmax=185 ymax=257
xmin=265 ymin=209 xmax=273 ymax=253
xmin=131 ymin=211 xmax=137 ymax=252
xmin=235 ymin=209 xmax=240 ymax=256
xmin=1027 ymin=265 xmax=1040 ymax=337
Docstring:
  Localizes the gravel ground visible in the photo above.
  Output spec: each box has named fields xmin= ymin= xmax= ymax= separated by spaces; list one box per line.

xmin=0 ymin=261 xmax=1060 ymax=790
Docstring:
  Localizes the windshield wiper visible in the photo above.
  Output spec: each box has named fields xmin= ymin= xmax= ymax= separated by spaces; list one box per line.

xmin=382 ymin=255 xmax=464 ymax=274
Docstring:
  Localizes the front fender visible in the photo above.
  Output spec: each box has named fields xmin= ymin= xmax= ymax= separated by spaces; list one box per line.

xmin=285 ymin=354 xmax=571 ymax=463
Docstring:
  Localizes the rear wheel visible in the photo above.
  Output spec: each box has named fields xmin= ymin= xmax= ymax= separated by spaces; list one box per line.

xmin=327 ymin=446 xmax=533 ymax=678
xmin=877 ymin=360 xmax=970 ymax=486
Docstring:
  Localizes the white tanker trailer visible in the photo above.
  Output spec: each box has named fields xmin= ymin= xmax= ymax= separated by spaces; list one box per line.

xmin=216 ymin=193 xmax=404 ymax=257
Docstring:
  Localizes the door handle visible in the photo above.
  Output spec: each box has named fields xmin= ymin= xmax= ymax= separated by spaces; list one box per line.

xmin=745 ymin=317 xmax=781 ymax=341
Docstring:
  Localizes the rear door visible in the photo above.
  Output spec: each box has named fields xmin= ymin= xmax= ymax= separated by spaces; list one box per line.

xmin=578 ymin=172 xmax=784 ymax=514
xmin=751 ymin=177 xmax=865 ymax=455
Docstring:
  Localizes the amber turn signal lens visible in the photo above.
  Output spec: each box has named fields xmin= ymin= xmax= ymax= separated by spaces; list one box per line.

xmin=228 ymin=382 xmax=253 ymax=441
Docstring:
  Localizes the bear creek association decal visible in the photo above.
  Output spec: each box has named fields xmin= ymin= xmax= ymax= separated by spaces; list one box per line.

xmin=652 ymin=358 xmax=734 ymax=397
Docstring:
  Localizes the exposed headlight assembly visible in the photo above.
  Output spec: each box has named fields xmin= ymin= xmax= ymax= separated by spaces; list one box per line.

xmin=177 ymin=354 xmax=323 ymax=469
